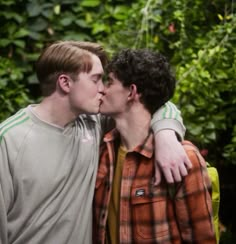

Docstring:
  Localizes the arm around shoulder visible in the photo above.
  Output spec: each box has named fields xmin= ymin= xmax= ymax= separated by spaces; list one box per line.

xmin=151 ymin=102 xmax=192 ymax=184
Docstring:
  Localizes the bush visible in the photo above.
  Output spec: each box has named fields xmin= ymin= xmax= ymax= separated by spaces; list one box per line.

xmin=0 ymin=0 xmax=235 ymax=165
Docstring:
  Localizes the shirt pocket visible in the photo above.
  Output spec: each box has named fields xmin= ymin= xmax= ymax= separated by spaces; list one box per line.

xmin=131 ymin=184 xmax=169 ymax=240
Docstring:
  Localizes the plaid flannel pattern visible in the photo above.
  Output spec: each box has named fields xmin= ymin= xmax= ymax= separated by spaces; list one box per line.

xmin=93 ymin=129 xmax=216 ymax=244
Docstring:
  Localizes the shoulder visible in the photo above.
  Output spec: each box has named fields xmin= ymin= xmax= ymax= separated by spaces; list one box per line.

xmin=0 ymin=108 xmax=33 ymax=144
xmin=174 ymin=141 xmax=211 ymax=198
xmin=182 ymin=140 xmax=206 ymax=169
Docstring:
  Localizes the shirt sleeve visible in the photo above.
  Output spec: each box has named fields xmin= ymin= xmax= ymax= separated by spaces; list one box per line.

xmin=151 ymin=101 xmax=186 ymax=140
xmin=0 ymin=137 xmax=14 ymax=244
xmin=174 ymin=146 xmax=216 ymax=243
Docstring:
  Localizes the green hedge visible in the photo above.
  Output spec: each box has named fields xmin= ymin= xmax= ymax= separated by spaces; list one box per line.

xmin=0 ymin=0 xmax=236 ymax=166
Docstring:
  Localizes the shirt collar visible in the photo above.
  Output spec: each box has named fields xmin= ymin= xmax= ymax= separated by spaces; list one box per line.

xmin=104 ymin=129 xmax=154 ymax=158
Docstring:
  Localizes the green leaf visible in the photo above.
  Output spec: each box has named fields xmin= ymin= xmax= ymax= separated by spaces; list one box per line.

xmin=189 ymin=125 xmax=202 ymax=136
xmin=12 ymin=40 xmax=25 ymax=48
xmin=28 ymin=18 xmax=48 ymax=31
xmin=27 ymin=74 xmax=38 ymax=84
xmin=0 ymin=0 xmax=15 ymax=6
xmin=85 ymin=12 xmax=93 ymax=23
xmin=62 ymin=32 xmax=91 ymax=41
xmin=185 ymin=104 xmax=195 ymax=114
xmin=28 ymin=31 xmax=42 ymax=40
xmin=206 ymin=122 xmax=215 ymax=129
xmin=214 ymin=70 xmax=228 ymax=79
xmin=42 ymin=8 xmax=54 ymax=19
xmin=13 ymin=29 xmax=29 ymax=38
xmin=0 ymin=79 xmax=8 ymax=87
xmin=0 ymin=39 xmax=11 ymax=47
xmin=27 ymin=3 xmax=42 ymax=17
xmin=60 ymin=17 xmax=74 ymax=26
xmin=206 ymin=132 xmax=216 ymax=141
xmin=75 ymin=19 xmax=89 ymax=28
xmin=0 ymin=12 xmax=23 ymax=23
xmin=80 ymin=0 xmax=101 ymax=7
xmin=92 ymin=23 xmax=109 ymax=34
xmin=113 ymin=6 xmax=130 ymax=20
xmin=54 ymin=4 xmax=61 ymax=15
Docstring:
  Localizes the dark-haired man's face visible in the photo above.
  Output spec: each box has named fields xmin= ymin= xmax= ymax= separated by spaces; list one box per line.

xmin=99 ymin=72 xmax=130 ymax=117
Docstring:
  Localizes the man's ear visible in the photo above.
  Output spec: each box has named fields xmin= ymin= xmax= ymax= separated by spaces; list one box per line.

xmin=128 ymin=84 xmax=139 ymax=101
xmin=57 ymin=74 xmax=71 ymax=93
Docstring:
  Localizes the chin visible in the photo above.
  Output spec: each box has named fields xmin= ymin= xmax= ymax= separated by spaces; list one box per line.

xmin=99 ymin=108 xmax=105 ymax=114
xmin=88 ymin=109 xmax=100 ymax=115
xmin=99 ymin=105 xmax=113 ymax=115
xmin=99 ymin=110 xmax=111 ymax=116
xmin=99 ymin=106 xmax=106 ymax=113
xmin=80 ymin=107 xmax=100 ymax=115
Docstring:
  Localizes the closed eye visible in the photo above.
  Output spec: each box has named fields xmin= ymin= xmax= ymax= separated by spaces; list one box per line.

xmin=91 ymin=74 xmax=103 ymax=83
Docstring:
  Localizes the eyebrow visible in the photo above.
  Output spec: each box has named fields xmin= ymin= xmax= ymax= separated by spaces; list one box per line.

xmin=91 ymin=73 xmax=103 ymax=79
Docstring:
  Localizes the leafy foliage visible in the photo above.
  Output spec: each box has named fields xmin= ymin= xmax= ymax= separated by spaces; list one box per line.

xmin=113 ymin=0 xmax=236 ymax=166
xmin=0 ymin=0 xmax=235 ymax=167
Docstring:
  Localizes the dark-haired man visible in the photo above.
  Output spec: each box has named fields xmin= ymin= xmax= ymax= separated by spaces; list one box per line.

xmin=94 ymin=49 xmax=216 ymax=244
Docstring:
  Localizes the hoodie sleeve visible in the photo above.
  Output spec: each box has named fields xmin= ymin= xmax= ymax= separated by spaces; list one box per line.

xmin=151 ymin=101 xmax=186 ymax=140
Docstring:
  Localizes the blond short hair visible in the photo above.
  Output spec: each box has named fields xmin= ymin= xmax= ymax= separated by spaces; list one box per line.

xmin=36 ymin=41 xmax=107 ymax=96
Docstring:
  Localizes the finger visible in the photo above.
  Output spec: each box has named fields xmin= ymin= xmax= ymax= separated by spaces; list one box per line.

xmin=171 ymin=167 xmax=182 ymax=182
xmin=184 ymin=156 xmax=192 ymax=169
xmin=162 ymin=168 xmax=174 ymax=184
xmin=154 ymin=163 xmax=161 ymax=185
xmin=179 ymin=163 xmax=188 ymax=177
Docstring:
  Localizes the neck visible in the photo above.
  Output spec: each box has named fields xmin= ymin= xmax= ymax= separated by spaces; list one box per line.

xmin=32 ymin=93 xmax=77 ymax=127
xmin=114 ymin=106 xmax=151 ymax=151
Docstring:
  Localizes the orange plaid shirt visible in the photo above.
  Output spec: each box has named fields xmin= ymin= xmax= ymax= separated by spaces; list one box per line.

xmin=93 ymin=129 xmax=216 ymax=244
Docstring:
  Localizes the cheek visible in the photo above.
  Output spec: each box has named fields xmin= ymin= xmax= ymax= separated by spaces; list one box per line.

xmin=105 ymin=91 xmax=114 ymax=101
xmin=110 ymin=95 xmax=122 ymax=107
xmin=93 ymin=86 xmax=99 ymax=95
xmin=80 ymin=84 xmax=98 ymax=98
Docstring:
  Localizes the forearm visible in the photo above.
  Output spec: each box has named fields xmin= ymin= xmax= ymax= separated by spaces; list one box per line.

xmin=151 ymin=101 xmax=185 ymax=140
xmin=151 ymin=102 xmax=191 ymax=183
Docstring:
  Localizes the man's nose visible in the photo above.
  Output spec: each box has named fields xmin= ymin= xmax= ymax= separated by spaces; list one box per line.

xmin=98 ymin=81 xmax=105 ymax=95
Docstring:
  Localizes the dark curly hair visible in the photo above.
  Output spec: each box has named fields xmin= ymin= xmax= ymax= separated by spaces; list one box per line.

xmin=106 ymin=49 xmax=176 ymax=114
